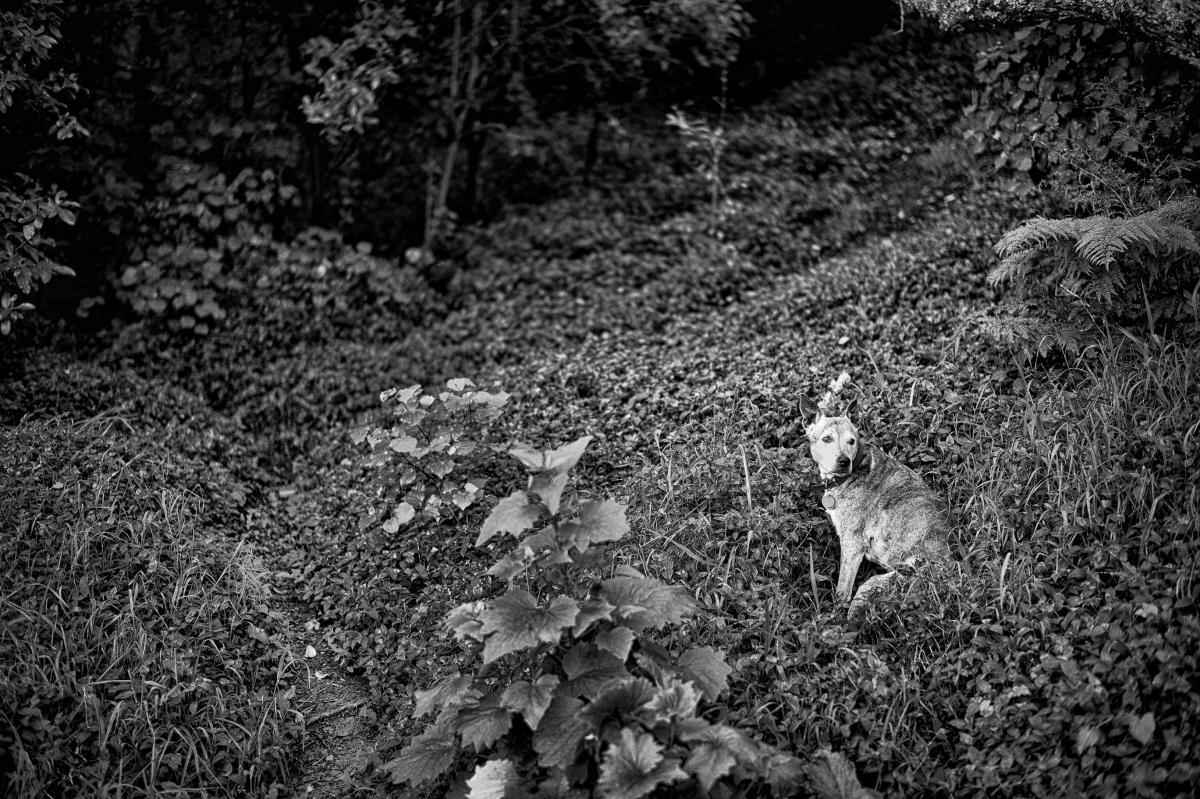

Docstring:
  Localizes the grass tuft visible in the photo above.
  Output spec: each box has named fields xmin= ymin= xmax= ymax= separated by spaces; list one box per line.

xmin=0 ymin=413 xmax=299 ymax=799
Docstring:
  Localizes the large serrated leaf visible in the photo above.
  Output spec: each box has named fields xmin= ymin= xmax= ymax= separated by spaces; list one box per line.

xmin=580 ymin=677 xmax=656 ymax=731
xmin=480 ymin=591 xmax=579 ymax=664
xmin=533 ymin=693 xmax=592 ymax=770
xmin=500 ymin=674 xmax=560 ymax=730
xmin=445 ymin=601 xmax=486 ymax=641
xmin=594 ymin=625 xmax=635 ymax=662
xmin=414 ymin=674 xmax=479 ymax=717
xmin=529 ymin=470 xmax=569 ymax=514
xmin=384 ymin=725 xmax=458 ymax=786
xmin=456 ymin=699 xmax=513 ymax=751
xmin=676 ymin=646 xmax=733 ymax=701
xmin=573 ymin=597 xmax=616 ymax=636
xmin=477 ymin=492 xmax=540 ymax=546
xmin=465 ymin=758 xmax=519 ymax=799
xmin=597 ymin=576 xmax=696 ymax=633
xmin=806 ymin=749 xmax=881 ymax=799
xmin=560 ymin=643 xmax=628 ymax=698
xmin=596 ymin=728 xmax=688 ymax=799
xmin=558 ymin=499 xmax=629 ymax=550
xmin=684 ymin=738 xmax=737 ymax=791
xmin=645 ymin=676 xmax=700 ymax=724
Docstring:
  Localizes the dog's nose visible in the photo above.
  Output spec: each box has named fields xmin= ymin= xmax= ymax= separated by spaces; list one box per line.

xmin=836 ymin=455 xmax=850 ymax=468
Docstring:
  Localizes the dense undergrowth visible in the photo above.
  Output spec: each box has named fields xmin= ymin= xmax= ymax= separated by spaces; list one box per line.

xmin=0 ymin=392 xmax=300 ymax=797
xmin=3 ymin=20 xmax=1199 ymax=799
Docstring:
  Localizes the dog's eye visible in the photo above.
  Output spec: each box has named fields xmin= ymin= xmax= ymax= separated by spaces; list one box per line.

xmin=821 ymin=436 xmax=833 ymax=443
xmin=848 ymin=439 xmax=856 ymax=445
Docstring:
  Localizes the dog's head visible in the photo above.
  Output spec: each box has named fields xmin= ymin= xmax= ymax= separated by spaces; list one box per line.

xmin=805 ymin=413 xmax=861 ymax=479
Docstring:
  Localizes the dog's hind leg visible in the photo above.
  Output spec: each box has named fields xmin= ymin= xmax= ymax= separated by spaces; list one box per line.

xmin=847 ymin=571 xmax=899 ymax=618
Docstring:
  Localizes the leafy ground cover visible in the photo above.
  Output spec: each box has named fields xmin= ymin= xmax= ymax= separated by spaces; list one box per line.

xmin=3 ymin=22 xmax=1199 ymax=799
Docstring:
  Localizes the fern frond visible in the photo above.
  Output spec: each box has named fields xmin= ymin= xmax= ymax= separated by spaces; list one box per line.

xmin=994 ymin=216 xmax=1085 ymax=258
xmin=1074 ymin=215 xmax=1152 ymax=267
xmin=1088 ymin=269 xmax=1117 ymax=305
xmin=987 ymin=248 xmax=1037 ymax=286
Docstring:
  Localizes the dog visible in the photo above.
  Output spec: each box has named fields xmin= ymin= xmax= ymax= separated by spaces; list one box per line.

xmin=802 ymin=404 xmax=951 ymax=616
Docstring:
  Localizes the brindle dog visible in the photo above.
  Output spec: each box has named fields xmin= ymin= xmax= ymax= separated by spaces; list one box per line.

xmin=803 ymin=406 xmax=950 ymax=616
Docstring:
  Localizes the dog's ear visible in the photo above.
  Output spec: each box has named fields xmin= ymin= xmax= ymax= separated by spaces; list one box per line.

xmin=797 ymin=395 xmax=821 ymax=428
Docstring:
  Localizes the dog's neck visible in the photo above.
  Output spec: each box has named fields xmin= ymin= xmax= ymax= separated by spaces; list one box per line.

xmin=820 ymin=446 xmax=871 ymax=490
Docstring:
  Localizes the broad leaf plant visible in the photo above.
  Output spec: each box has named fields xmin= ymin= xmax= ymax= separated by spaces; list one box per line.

xmin=384 ymin=435 xmax=808 ymax=798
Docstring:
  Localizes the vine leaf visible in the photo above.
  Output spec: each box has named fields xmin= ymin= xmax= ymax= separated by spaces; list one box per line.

xmin=597 ymin=728 xmax=687 ymax=799
xmin=480 ymin=591 xmax=579 ymax=664
xmin=384 ymin=723 xmax=458 ymax=786
xmin=509 ymin=436 xmax=593 ymax=472
xmin=533 ymin=693 xmax=592 ymax=769
xmin=477 ymin=491 xmax=540 ymax=546
xmin=414 ymin=674 xmax=478 ymax=717
xmin=676 ymin=646 xmax=733 ymax=701
xmin=382 ymin=501 xmax=416 ymax=533
xmin=1129 ymin=711 xmax=1156 ymax=745
xmin=465 ymin=758 xmax=519 ymax=799
xmin=645 ymin=676 xmax=700 ymax=724
xmin=500 ymin=674 xmax=560 ymax=730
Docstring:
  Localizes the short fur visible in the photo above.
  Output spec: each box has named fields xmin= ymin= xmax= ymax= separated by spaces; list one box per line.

xmin=804 ymin=409 xmax=950 ymax=615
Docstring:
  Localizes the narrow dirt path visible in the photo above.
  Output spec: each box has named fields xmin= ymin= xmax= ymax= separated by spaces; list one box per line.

xmin=280 ymin=602 xmax=380 ymax=798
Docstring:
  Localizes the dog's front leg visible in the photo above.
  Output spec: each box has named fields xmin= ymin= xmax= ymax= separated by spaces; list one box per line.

xmin=835 ymin=539 xmax=865 ymax=605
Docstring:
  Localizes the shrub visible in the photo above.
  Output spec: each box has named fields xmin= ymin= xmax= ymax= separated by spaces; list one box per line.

xmin=383 ymin=435 xmax=863 ymax=797
xmin=114 ymin=157 xmax=298 ymax=334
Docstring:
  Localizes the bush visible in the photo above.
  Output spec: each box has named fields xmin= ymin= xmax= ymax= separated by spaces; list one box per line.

xmin=114 ymin=158 xmax=298 ymax=334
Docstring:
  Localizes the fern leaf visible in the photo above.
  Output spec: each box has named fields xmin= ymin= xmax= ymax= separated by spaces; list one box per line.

xmin=994 ymin=216 xmax=1084 ymax=258
xmin=988 ymin=248 xmax=1037 ymax=286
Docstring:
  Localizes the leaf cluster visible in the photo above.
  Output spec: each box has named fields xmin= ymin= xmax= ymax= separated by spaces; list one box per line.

xmin=113 ymin=158 xmax=298 ymax=335
xmin=959 ymin=20 xmax=1199 ymax=181
xmin=352 ymin=378 xmax=511 ymax=533
xmin=0 ymin=180 xmax=78 ymax=334
xmin=385 ymin=436 xmax=810 ymax=798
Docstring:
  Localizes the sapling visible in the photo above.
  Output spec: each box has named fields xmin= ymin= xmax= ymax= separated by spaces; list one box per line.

xmin=384 ymin=435 xmax=809 ymax=797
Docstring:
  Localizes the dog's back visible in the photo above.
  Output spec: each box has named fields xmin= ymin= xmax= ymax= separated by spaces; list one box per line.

xmin=834 ymin=448 xmax=950 ymax=569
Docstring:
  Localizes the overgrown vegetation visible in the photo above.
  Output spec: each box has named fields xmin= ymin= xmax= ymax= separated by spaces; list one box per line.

xmin=2 ymin=4 xmax=1199 ymax=799
xmin=0 ymin=410 xmax=299 ymax=798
